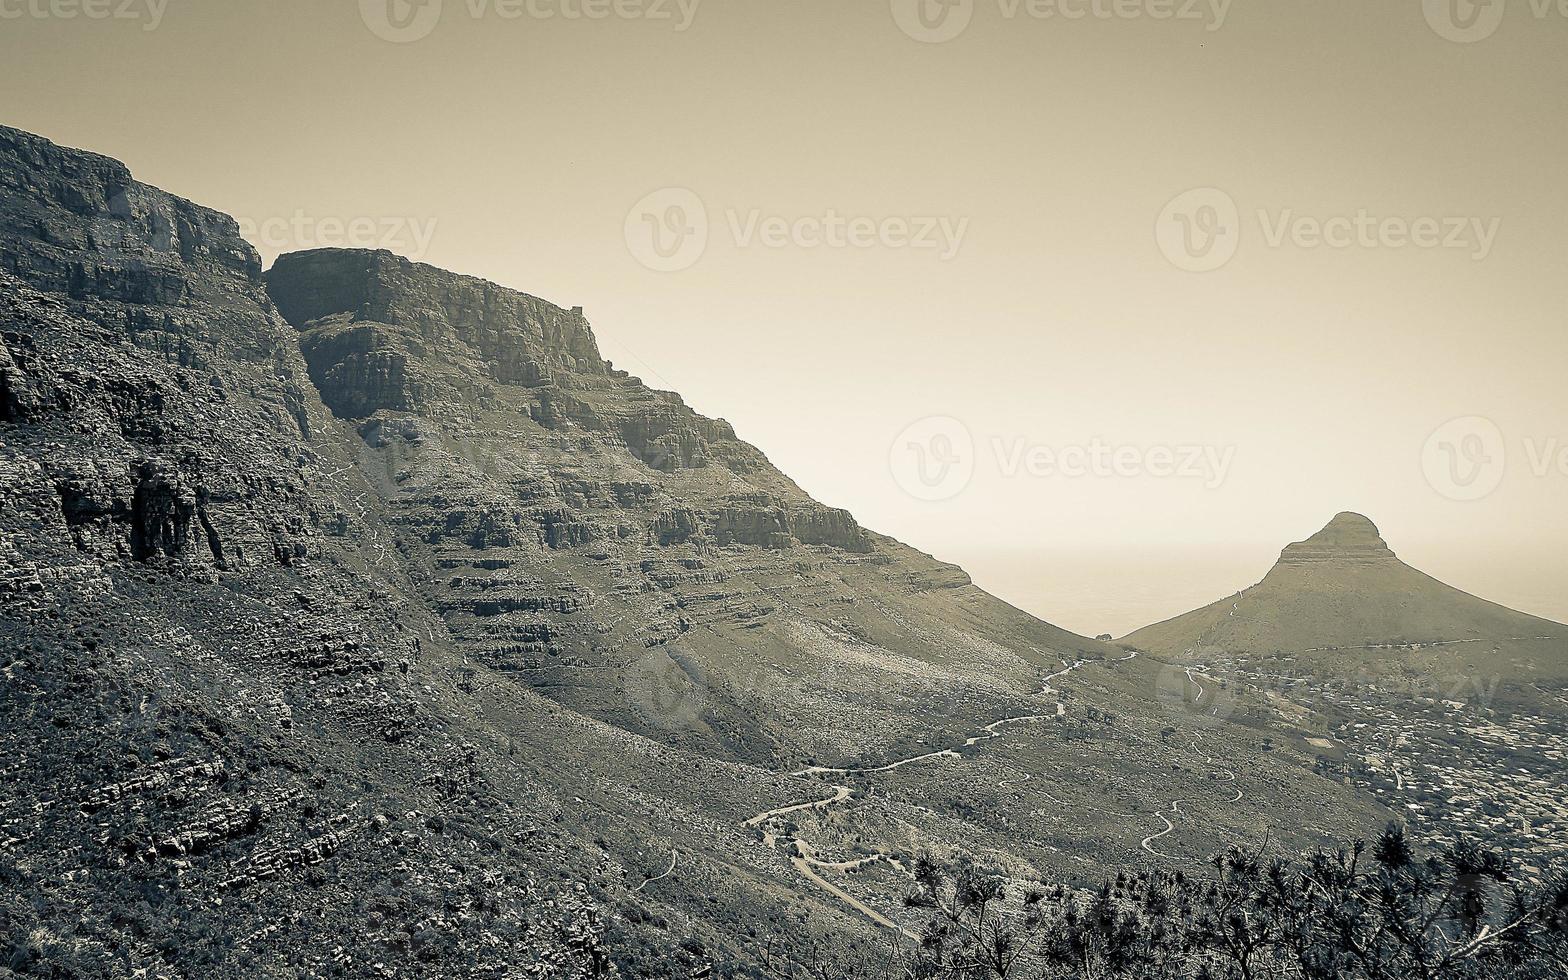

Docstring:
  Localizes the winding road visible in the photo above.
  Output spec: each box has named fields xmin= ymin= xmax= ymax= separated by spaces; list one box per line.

xmin=1139 ymin=733 xmax=1244 ymax=858
xmin=1141 ymin=801 xmax=1184 ymax=857
xmin=743 ymin=650 xmax=1146 ymax=933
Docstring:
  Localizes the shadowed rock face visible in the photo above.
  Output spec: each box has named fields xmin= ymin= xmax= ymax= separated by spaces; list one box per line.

xmin=1277 ymin=512 xmax=1396 ymax=565
xmin=0 ymin=125 xmax=323 ymax=577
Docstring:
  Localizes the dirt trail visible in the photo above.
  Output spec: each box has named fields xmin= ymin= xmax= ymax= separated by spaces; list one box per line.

xmin=744 ymin=651 xmax=1140 ymax=933
xmin=789 ymin=856 xmax=917 ymax=937
xmin=633 ymin=849 xmax=679 ymax=893
xmin=1138 ymin=734 xmax=1244 ymax=860
xmin=745 ymin=786 xmax=854 ymax=844
xmin=1141 ymin=801 xmax=1185 ymax=857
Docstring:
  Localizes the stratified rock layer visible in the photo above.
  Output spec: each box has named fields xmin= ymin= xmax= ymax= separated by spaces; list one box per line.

xmin=1277 ymin=512 xmax=1396 ymax=565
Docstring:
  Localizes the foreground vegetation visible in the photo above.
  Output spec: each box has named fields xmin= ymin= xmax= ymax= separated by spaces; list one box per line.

xmin=762 ymin=825 xmax=1568 ymax=980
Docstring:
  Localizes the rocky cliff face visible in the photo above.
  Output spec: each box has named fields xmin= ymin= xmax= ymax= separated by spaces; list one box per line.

xmin=0 ymin=125 xmax=708 ymax=976
xmin=260 ymin=247 xmax=978 ymax=755
xmin=268 ymin=248 xmax=606 ymax=419
xmin=0 ymin=127 xmax=326 ymax=580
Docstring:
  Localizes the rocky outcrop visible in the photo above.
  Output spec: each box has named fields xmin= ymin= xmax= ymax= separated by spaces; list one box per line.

xmin=267 ymin=248 xmax=606 ymax=419
xmin=0 ymin=127 xmax=264 ymax=348
xmin=128 ymin=461 xmax=221 ymax=564
xmin=1277 ymin=511 xmax=1397 ymax=565
xmin=790 ymin=505 xmax=873 ymax=553
xmin=270 ymin=249 xmax=605 ymax=374
xmin=0 ymin=331 xmax=25 ymax=420
xmin=619 ymin=409 xmax=731 ymax=471
xmin=78 ymin=757 xmax=228 ymax=814
xmin=297 ymin=321 xmax=428 ymax=417
xmin=651 ymin=500 xmax=870 ymax=553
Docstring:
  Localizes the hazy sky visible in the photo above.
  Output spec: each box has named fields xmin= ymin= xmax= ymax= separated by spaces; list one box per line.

xmin=4 ymin=0 xmax=1565 ymax=630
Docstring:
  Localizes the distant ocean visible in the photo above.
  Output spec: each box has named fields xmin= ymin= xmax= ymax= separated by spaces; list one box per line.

xmin=950 ymin=546 xmax=1568 ymax=641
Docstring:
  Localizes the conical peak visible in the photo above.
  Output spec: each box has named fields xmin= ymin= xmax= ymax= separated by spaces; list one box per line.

xmin=1278 ymin=512 xmax=1396 ymax=565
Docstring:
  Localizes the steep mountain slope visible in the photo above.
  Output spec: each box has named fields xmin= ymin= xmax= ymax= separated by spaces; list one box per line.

xmin=0 ymin=125 xmax=1393 ymax=976
xmin=260 ymin=246 xmax=1117 ymax=769
xmin=0 ymin=122 xmax=776 ymax=977
xmin=254 ymin=251 xmax=1392 ymax=933
xmin=0 ymin=124 xmax=1125 ymax=975
xmin=1122 ymin=513 xmax=1567 ymax=692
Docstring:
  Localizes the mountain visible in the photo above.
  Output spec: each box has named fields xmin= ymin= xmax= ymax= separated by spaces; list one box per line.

xmin=1121 ymin=512 xmax=1567 ymax=698
xmin=0 ymin=124 xmax=1107 ymax=976
xmin=258 ymin=246 xmax=1117 ymax=768
xmin=0 ymin=122 xmax=720 ymax=976
xmin=0 ymin=125 xmax=1393 ymax=977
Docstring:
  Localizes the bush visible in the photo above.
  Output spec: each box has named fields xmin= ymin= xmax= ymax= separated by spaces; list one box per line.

xmin=888 ymin=824 xmax=1567 ymax=980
